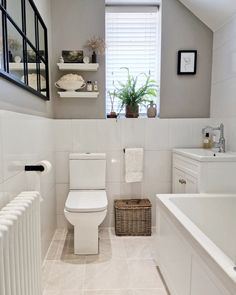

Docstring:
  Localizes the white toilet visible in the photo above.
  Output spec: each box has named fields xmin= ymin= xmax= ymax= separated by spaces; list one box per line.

xmin=64 ymin=153 xmax=108 ymax=255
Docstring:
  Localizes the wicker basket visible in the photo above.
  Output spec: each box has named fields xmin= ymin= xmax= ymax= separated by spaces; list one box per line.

xmin=114 ymin=199 xmax=152 ymax=236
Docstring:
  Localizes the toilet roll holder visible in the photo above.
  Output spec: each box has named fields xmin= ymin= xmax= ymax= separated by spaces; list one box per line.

xmin=25 ymin=165 xmax=45 ymax=172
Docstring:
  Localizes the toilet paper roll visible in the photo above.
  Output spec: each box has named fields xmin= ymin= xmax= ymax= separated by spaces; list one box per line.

xmin=37 ymin=160 xmax=52 ymax=175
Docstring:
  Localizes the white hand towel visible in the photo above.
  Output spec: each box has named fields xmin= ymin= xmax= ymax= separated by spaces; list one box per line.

xmin=125 ymin=148 xmax=144 ymax=183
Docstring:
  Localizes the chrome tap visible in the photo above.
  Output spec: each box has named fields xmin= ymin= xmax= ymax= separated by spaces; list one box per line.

xmin=212 ymin=123 xmax=226 ymax=153
xmin=202 ymin=123 xmax=226 ymax=153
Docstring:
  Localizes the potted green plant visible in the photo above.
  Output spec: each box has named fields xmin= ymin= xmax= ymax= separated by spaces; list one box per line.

xmin=115 ymin=68 xmax=158 ymax=118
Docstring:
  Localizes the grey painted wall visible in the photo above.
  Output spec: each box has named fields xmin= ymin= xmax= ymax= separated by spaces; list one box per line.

xmin=51 ymin=0 xmax=106 ymax=119
xmin=0 ymin=0 xmax=53 ymax=118
xmin=51 ymin=0 xmax=213 ymax=119
xmin=159 ymin=0 xmax=213 ymax=118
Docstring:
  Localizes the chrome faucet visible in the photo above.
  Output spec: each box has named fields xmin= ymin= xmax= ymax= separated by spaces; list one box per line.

xmin=213 ymin=123 xmax=226 ymax=153
xmin=202 ymin=123 xmax=226 ymax=153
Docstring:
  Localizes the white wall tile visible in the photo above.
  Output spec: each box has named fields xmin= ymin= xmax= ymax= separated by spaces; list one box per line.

xmin=106 ymin=151 xmax=122 ymax=183
xmin=72 ymin=120 xmax=98 ymax=152
xmin=99 ymin=119 xmax=121 ymax=151
xmin=212 ymin=38 xmax=236 ymax=85
xmin=120 ymin=119 xmax=145 ymax=149
xmin=213 ymin=16 xmax=236 ymax=50
xmin=144 ymin=151 xmax=172 ymax=184
xmin=211 ymin=14 xmax=236 ymax=119
xmin=56 ymin=183 xmax=69 ymax=214
xmin=106 ymin=182 xmax=121 ymax=213
xmin=3 ymin=172 xmax=26 ymax=204
xmin=54 ymin=120 xmax=72 ymax=152
xmin=169 ymin=119 xmax=194 ymax=148
xmin=211 ymin=77 xmax=236 ymax=118
xmin=120 ymin=182 xmax=143 ymax=199
xmin=145 ymin=119 xmax=169 ymax=150
xmin=55 ymin=152 xmax=69 ymax=183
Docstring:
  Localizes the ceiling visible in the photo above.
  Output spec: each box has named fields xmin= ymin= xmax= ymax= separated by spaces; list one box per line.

xmin=178 ymin=0 xmax=236 ymax=31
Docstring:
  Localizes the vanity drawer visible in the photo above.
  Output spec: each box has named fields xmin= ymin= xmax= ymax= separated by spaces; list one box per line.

xmin=173 ymin=154 xmax=200 ymax=177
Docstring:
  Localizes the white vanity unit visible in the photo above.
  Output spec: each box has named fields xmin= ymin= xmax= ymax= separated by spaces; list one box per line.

xmin=172 ymin=149 xmax=236 ymax=194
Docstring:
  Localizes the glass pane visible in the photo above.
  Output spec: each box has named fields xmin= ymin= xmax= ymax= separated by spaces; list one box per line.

xmin=6 ymin=0 xmax=22 ymax=29
xmin=26 ymin=43 xmax=38 ymax=90
xmin=26 ymin=0 xmax=35 ymax=46
xmin=38 ymin=21 xmax=45 ymax=58
xmin=7 ymin=20 xmax=25 ymax=82
xmin=39 ymin=60 xmax=47 ymax=96
xmin=0 ymin=11 xmax=4 ymax=70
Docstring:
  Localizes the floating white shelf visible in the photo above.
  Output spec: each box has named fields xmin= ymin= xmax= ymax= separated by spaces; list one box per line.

xmin=58 ymin=91 xmax=99 ymax=98
xmin=9 ymin=63 xmax=45 ymax=70
xmin=57 ymin=63 xmax=99 ymax=71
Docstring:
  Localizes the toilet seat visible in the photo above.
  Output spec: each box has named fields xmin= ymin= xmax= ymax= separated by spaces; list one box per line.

xmin=65 ymin=190 xmax=107 ymax=213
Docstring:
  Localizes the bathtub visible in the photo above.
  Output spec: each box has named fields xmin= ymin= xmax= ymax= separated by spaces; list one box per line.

xmin=156 ymin=194 xmax=236 ymax=295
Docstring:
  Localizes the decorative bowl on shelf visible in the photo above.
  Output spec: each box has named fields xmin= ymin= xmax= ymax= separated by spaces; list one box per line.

xmin=55 ymin=74 xmax=86 ymax=91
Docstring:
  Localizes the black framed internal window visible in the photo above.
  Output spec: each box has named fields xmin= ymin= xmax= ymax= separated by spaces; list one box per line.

xmin=0 ymin=0 xmax=49 ymax=100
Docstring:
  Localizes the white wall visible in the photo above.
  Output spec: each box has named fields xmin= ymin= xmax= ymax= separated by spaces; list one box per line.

xmin=54 ymin=117 xmax=227 ymax=228
xmin=211 ymin=13 xmax=236 ymax=118
xmin=0 ymin=111 xmax=56 ymax=259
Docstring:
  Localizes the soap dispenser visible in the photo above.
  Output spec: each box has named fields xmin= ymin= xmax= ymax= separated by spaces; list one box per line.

xmin=203 ymin=133 xmax=211 ymax=149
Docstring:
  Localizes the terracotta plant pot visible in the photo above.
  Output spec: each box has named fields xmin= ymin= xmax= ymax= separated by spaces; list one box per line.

xmin=107 ymin=112 xmax=117 ymax=118
xmin=125 ymin=104 xmax=139 ymax=118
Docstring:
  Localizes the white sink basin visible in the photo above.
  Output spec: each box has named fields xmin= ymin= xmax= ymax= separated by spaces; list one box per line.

xmin=173 ymin=148 xmax=236 ymax=162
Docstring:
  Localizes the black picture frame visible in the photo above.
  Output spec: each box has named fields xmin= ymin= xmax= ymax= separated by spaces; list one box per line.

xmin=177 ymin=50 xmax=197 ymax=75
xmin=0 ymin=0 xmax=50 ymax=100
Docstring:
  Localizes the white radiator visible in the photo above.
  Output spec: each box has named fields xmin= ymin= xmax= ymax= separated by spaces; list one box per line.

xmin=0 ymin=191 xmax=42 ymax=295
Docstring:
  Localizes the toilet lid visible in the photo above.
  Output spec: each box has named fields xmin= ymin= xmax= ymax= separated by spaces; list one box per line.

xmin=65 ymin=190 xmax=108 ymax=213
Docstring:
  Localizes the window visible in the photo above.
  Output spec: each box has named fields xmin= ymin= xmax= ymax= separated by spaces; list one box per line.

xmin=106 ymin=6 xmax=160 ymax=115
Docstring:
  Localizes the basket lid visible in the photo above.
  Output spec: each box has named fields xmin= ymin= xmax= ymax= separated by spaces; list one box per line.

xmin=114 ymin=198 xmax=152 ymax=209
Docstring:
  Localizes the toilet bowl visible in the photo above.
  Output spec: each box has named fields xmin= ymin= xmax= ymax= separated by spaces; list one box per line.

xmin=64 ymin=190 xmax=107 ymax=254
xmin=64 ymin=153 xmax=108 ymax=255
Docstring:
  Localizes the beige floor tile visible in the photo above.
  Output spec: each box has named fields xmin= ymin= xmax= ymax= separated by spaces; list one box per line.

xmin=83 ymin=290 xmax=133 ymax=295
xmin=124 ymin=237 xmax=154 ymax=260
xmin=59 ymin=291 xmax=83 ymax=295
xmin=53 ymin=229 xmax=68 ymax=240
xmin=42 ymin=261 xmax=55 ymax=291
xmin=84 ymin=260 xmax=130 ymax=290
xmin=132 ymin=289 xmax=168 ymax=295
xmin=45 ymin=260 xmax=85 ymax=291
xmin=43 ymin=291 xmax=60 ymax=295
xmin=46 ymin=239 xmax=66 ymax=260
xmin=86 ymin=238 xmax=126 ymax=263
xmin=128 ymin=260 xmax=164 ymax=289
xmin=99 ymin=227 xmax=111 ymax=239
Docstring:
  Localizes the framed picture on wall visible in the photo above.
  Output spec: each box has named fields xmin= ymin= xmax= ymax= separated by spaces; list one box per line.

xmin=178 ymin=50 xmax=197 ymax=75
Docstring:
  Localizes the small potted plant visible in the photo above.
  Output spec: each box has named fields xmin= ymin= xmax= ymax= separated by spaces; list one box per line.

xmin=115 ymin=68 xmax=158 ymax=118
xmin=107 ymin=90 xmax=118 ymax=118
xmin=84 ymin=36 xmax=106 ymax=63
